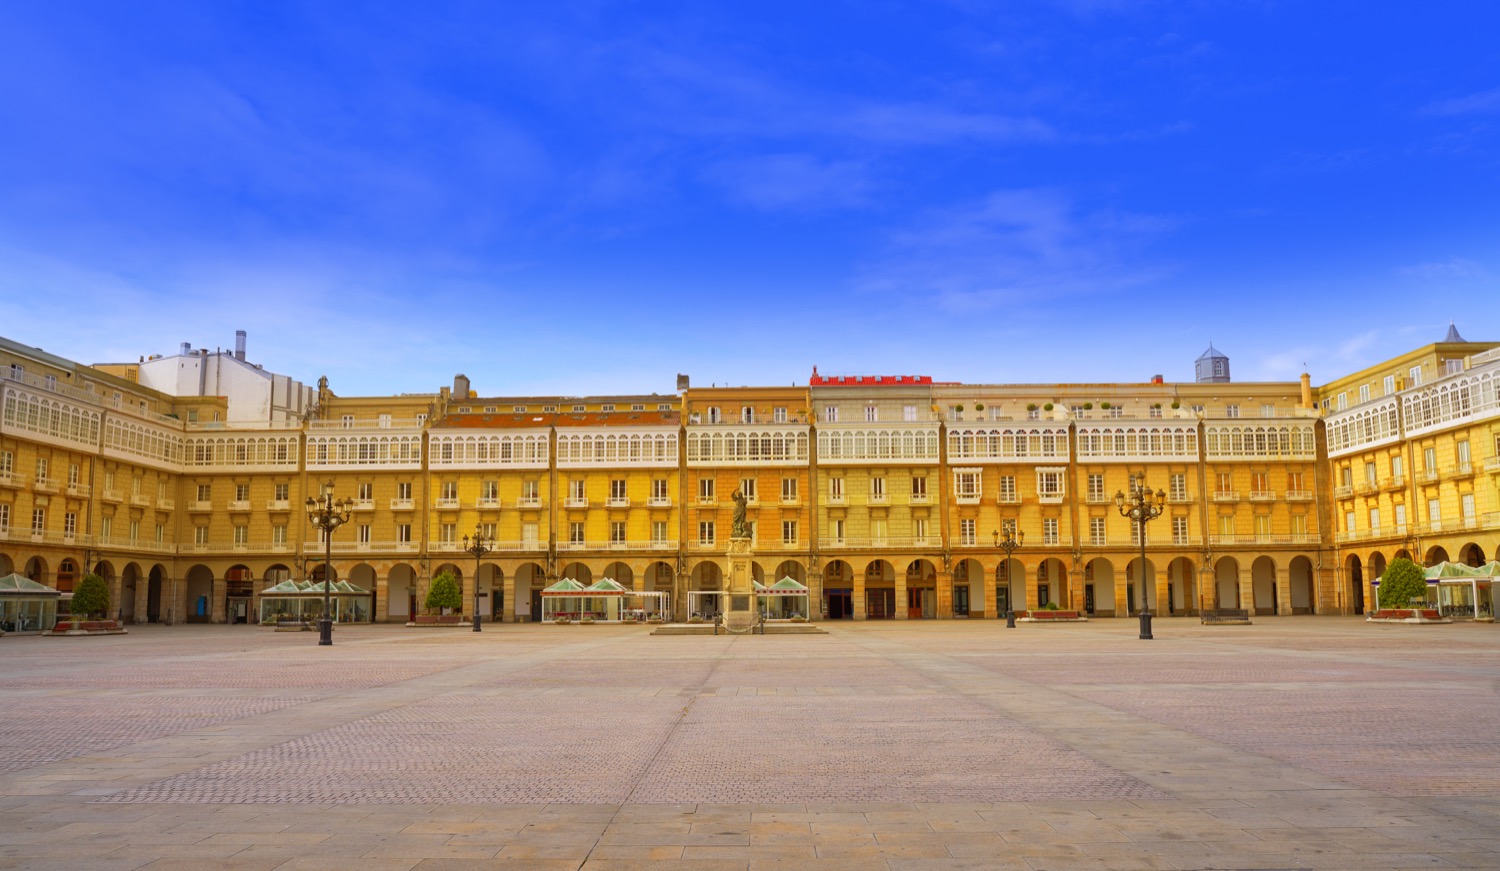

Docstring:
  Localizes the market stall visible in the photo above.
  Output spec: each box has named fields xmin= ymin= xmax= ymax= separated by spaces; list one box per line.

xmin=257 ymin=579 xmax=372 ymax=624
xmin=0 ymin=572 xmax=61 ymax=633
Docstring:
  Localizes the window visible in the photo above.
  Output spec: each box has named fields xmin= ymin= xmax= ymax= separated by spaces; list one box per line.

xmin=954 ymin=470 xmax=979 ymax=500
xmin=1394 ymin=503 xmax=1407 ymax=530
xmin=870 ymin=477 xmax=885 ymax=500
xmin=1036 ymin=469 xmax=1064 ymax=499
xmin=950 ymin=405 xmax=964 ymax=421
xmin=1290 ymin=514 xmax=1307 ymax=539
xmin=1087 ymin=474 xmax=1104 ymax=502
xmin=609 ymin=479 xmax=627 ymax=502
xmin=356 ymin=524 xmax=371 ymax=544
xmin=273 ymin=524 xmax=287 ymax=546
xmin=341 ymin=414 xmax=354 ymax=428
xmin=1226 ymin=404 xmax=1240 ymax=418
xmin=1255 ymin=515 xmax=1272 ymax=539
xmin=522 ymin=522 xmax=539 ymax=546
xmin=651 ymin=521 xmax=668 ymax=543
xmin=194 ymin=525 xmax=209 ymax=546
xmin=100 ymin=515 xmax=111 ymax=539
xmin=782 ymin=520 xmax=798 ymax=545
xmin=64 ymin=511 xmax=77 ymax=538
xmin=960 ymin=518 xmax=976 ymax=546
xmin=1028 ymin=407 xmax=1041 ymax=420
xmin=781 ymin=477 xmax=798 ymax=501
xmin=235 ymin=483 xmax=250 ymax=502
xmin=772 ymin=406 xmax=787 ymax=423
xmin=740 ymin=478 xmax=757 ymax=502
xmin=1336 ymin=393 xmax=1348 ymax=411
xmin=521 ymin=480 xmax=538 ymax=504
xmin=1358 ymin=385 xmax=1370 ymax=404
xmin=440 ymin=481 xmax=458 ymax=501
xmin=698 ymin=478 xmax=715 ymax=503
xmin=601 ymin=404 xmax=615 ymax=413
xmin=569 ymin=522 xmax=585 ymax=544
xmin=999 ymin=518 xmax=1017 ymax=539
xmin=1391 ymin=456 xmax=1403 ymax=479
xmin=197 ymin=483 xmax=211 ymax=502
xmin=1368 ymin=507 xmax=1380 ymax=530
xmin=1384 ymin=375 xmax=1396 ymax=395
xmin=831 ymin=519 xmax=845 ymax=544
xmin=1457 ymin=439 xmax=1471 ymax=468
xmin=570 ymin=479 xmax=587 ymax=502
xmin=1251 ymin=471 xmax=1270 ymax=494
xmin=1364 ymin=463 xmax=1377 ymax=485
xmin=439 ymin=523 xmax=457 ymax=544
xmin=658 ymin=403 xmax=673 ymax=411
xmin=1423 ymin=447 xmax=1436 ymax=473
xmin=913 ymin=517 xmax=928 ymax=545
xmin=1462 ymin=493 xmax=1476 ymax=523
xmin=698 ymin=521 xmax=715 ymax=544
xmin=1169 ymin=473 xmax=1187 ymax=501
xmin=903 ymin=405 xmax=917 ymax=421
xmin=68 ymin=464 xmax=80 ymax=487
xmin=998 ymin=475 xmax=1016 ymax=503
xmin=1223 ymin=515 xmax=1239 ymax=539
xmin=35 ymin=457 xmax=47 ymax=480
xmin=1408 ymin=366 xmax=1422 ymax=387
xmin=1090 ymin=517 xmax=1106 ymax=546
xmin=1344 ymin=511 xmax=1355 ymax=534
xmin=1042 ymin=518 xmax=1058 ymax=545
xmin=1260 ymin=404 xmax=1275 ymax=418
xmin=1216 ymin=471 xmax=1233 ymax=493
xmin=864 ymin=405 xmax=878 ymax=422
xmin=1149 ymin=405 xmax=1163 ymax=419
xmin=398 ymin=523 xmax=412 ymax=544
xmin=651 ymin=478 xmax=669 ymax=503
xmin=0 ymin=451 xmax=11 ymax=475
xmin=1172 ymin=516 xmax=1189 ymax=544
xmin=275 ymin=482 xmax=289 ymax=501
xmin=829 ymin=477 xmax=844 ymax=500
xmin=610 ymin=521 xmax=626 ymax=543
xmin=1340 ymin=466 xmax=1352 ymax=488
xmin=740 ymin=406 xmax=753 ymax=423
xmin=573 ymin=404 xmax=586 ymax=413
xmin=481 ymin=480 xmax=498 ymax=502
xmin=824 ymin=406 xmax=838 ymax=422
xmin=911 ymin=476 xmax=927 ymax=500
xmin=233 ymin=524 xmax=249 ymax=546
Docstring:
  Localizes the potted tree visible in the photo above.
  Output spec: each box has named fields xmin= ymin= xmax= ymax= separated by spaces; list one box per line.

xmin=415 ymin=570 xmax=464 ymax=625
xmin=1369 ymin=558 xmax=1444 ymax=622
xmin=47 ymin=573 xmax=127 ymax=635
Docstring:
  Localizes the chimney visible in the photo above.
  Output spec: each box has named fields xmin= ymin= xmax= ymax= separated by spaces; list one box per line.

xmin=1299 ymin=372 xmax=1313 ymax=408
xmin=453 ymin=374 xmax=470 ymax=400
xmin=676 ymin=374 xmax=690 ymax=391
xmin=180 ymin=342 xmax=191 ymax=356
xmin=235 ymin=330 xmax=247 ymax=362
xmin=1150 ymin=374 xmax=1164 ymax=384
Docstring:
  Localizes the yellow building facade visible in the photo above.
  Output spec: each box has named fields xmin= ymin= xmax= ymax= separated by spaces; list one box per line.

xmin=3 ymin=333 xmax=1497 ymax=625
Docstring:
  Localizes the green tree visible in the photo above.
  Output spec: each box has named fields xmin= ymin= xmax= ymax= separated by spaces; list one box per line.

xmin=1378 ymin=558 xmax=1429 ymax=609
xmin=71 ymin=572 xmax=111 ymax=619
xmin=425 ymin=570 xmax=462 ymax=614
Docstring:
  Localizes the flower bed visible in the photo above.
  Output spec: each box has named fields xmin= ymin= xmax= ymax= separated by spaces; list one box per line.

xmin=43 ymin=619 xmax=128 ymax=636
xmin=1369 ymin=608 xmax=1446 ymax=623
xmin=1016 ymin=610 xmax=1085 ymax=622
xmin=407 ymin=614 xmax=465 ymax=626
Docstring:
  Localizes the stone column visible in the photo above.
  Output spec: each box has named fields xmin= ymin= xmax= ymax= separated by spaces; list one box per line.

xmin=1237 ymin=567 xmax=1255 ymax=613
xmin=375 ymin=573 xmax=390 ymax=623
xmin=211 ymin=576 xmax=227 ymax=624
xmin=1276 ymin=564 xmax=1293 ymax=616
xmin=1154 ymin=568 xmax=1170 ymax=617
xmin=852 ymin=570 xmax=867 ymax=620
xmin=894 ymin=567 xmax=908 ymax=620
xmin=936 ymin=569 xmax=953 ymax=619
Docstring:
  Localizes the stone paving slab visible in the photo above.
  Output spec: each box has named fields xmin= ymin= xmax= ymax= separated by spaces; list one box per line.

xmin=0 ymin=618 xmax=1496 ymax=868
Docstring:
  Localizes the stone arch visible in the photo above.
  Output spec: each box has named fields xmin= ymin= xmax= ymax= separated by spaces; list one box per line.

xmin=1214 ymin=556 xmax=1241 ymax=610
xmin=690 ymin=561 xmax=721 ymax=590
xmin=1036 ymin=557 xmax=1067 ymax=609
xmin=477 ymin=563 xmax=504 ymax=620
xmin=1124 ymin=556 xmax=1157 ymax=613
xmin=865 ymin=559 xmax=895 ymax=583
xmin=1167 ymin=557 xmax=1196 ymax=615
xmin=120 ymin=562 xmax=140 ymax=623
xmin=823 ymin=559 xmax=854 ymax=620
xmin=602 ymin=561 xmax=633 ymax=587
xmin=512 ymin=561 xmax=547 ymax=622
xmin=147 ymin=564 xmax=166 ymax=623
xmin=56 ymin=558 xmax=79 ymax=593
xmin=185 ymin=564 xmax=215 ymax=623
xmin=997 ymin=557 xmax=1027 ymax=613
xmin=1252 ymin=555 xmax=1278 ymax=615
xmin=772 ymin=560 xmax=805 ymax=583
xmin=559 ymin=562 xmax=592 ymax=585
xmin=1085 ymin=558 xmax=1115 ymax=616
xmin=1391 ymin=547 xmax=1411 ymax=562
xmin=1459 ymin=542 xmax=1486 ymax=567
xmin=643 ymin=560 xmax=674 ymax=591
xmin=347 ymin=563 xmax=378 ymax=621
xmin=750 ymin=562 xmax=767 ymax=585
xmin=1289 ymin=556 xmax=1316 ymax=614
xmin=386 ymin=563 xmax=417 ymax=621
xmin=24 ymin=556 xmax=49 ymax=587
xmin=225 ymin=563 xmax=254 ymax=624
xmin=904 ymin=559 xmax=938 ymax=619
xmin=0 ymin=552 xmax=12 ymax=576
xmin=953 ymin=558 xmax=985 ymax=617
xmin=1345 ymin=553 xmax=1365 ymax=615
xmin=1425 ymin=546 xmax=1450 ymax=567
xmin=865 ymin=559 xmax=896 ymax=619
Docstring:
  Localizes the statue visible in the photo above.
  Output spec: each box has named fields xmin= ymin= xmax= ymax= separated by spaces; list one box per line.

xmin=731 ymin=489 xmax=749 ymax=538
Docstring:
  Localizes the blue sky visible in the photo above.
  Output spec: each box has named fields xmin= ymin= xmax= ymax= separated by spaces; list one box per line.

xmin=2 ymin=2 xmax=1497 ymax=397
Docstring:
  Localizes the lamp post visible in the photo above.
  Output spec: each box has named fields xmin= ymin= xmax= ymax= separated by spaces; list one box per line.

xmin=305 ymin=484 xmax=353 ymax=646
xmin=1115 ymin=474 xmax=1166 ymax=640
xmin=992 ymin=527 xmax=1024 ymax=628
xmin=462 ymin=525 xmax=492 ymax=632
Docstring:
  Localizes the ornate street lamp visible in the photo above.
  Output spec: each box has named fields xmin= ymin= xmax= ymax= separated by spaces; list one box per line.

xmin=1115 ymin=474 xmax=1166 ymax=640
xmin=992 ymin=527 xmax=1024 ymax=628
xmin=305 ymin=484 xmax=353 ymax=646
xmin=462 ymin=525 xmax=493 ymax=632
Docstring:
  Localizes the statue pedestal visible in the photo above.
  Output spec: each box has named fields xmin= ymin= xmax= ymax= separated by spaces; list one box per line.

xmin=723 ymin=536 xmax=756 ymax=632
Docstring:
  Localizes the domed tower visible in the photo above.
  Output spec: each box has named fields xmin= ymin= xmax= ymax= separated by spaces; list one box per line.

xmin=1195 ymin=343 xmax=1230 ymax=383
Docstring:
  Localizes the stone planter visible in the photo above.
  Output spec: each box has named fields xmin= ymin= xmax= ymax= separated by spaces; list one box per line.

xmin=1368 ymin=608 xmax=1450 ymax=624
xmin=44 ymin=619 xmax=128 ymax=636
xmin=1016 ymin=610 xmax=1086 ymax=622
xmin=406 ymin=614 xmax=466 ymax=627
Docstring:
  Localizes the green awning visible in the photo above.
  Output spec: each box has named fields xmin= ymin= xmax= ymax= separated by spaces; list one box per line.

xmin=0 ymin=573 xmax=60 ymax=597
xmin=585 ymin=578 xmax=631 ymax=594
xmin=541 ymin=578 xmax=588 ymax=595
xmin=258 ymin=579 xmax=370 ymax=595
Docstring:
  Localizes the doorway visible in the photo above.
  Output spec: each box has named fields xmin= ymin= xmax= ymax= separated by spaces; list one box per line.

xmin=825 ymin=589 xmax=852 ymax=619
xmin=907 ymin=588 xmax=934 ymax=619
xmin=953 ymin=586 xmax=969 ymax=617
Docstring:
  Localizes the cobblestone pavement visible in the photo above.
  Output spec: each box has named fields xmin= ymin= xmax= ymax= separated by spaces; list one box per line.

xmin=1 ymin=617 xmax=1497 ymax=869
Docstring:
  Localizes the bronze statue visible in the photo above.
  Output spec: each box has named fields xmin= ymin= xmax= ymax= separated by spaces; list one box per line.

xmin=732 ymin=489 xmax=749 ymax=538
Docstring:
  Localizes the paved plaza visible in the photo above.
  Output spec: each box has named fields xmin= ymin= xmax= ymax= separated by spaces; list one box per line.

xmin=1 ymin=618 xmax=1497 ymax=870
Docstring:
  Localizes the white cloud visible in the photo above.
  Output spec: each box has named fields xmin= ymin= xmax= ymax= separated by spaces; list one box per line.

xmin=703 ymin=153 xmax=873 ymax=211
xmin=1398 ymin=258 xmax=1486 ymax=281
xmin=1422 ymin=86 xmax=1500 ymax=116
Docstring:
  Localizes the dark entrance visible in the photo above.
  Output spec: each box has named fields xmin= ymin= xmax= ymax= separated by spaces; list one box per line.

xmin=953 ymin=585 xmax=969 ymax=617
xmin=147 ymin=568 xmax=163 ymax=623
xmin=825 ymin=589 xmax=852 ymax=619
xmin=1084 ymin=583 xmax=1095 ymax=614
xmin=531 ymin=589 xmax=543 ymax=622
